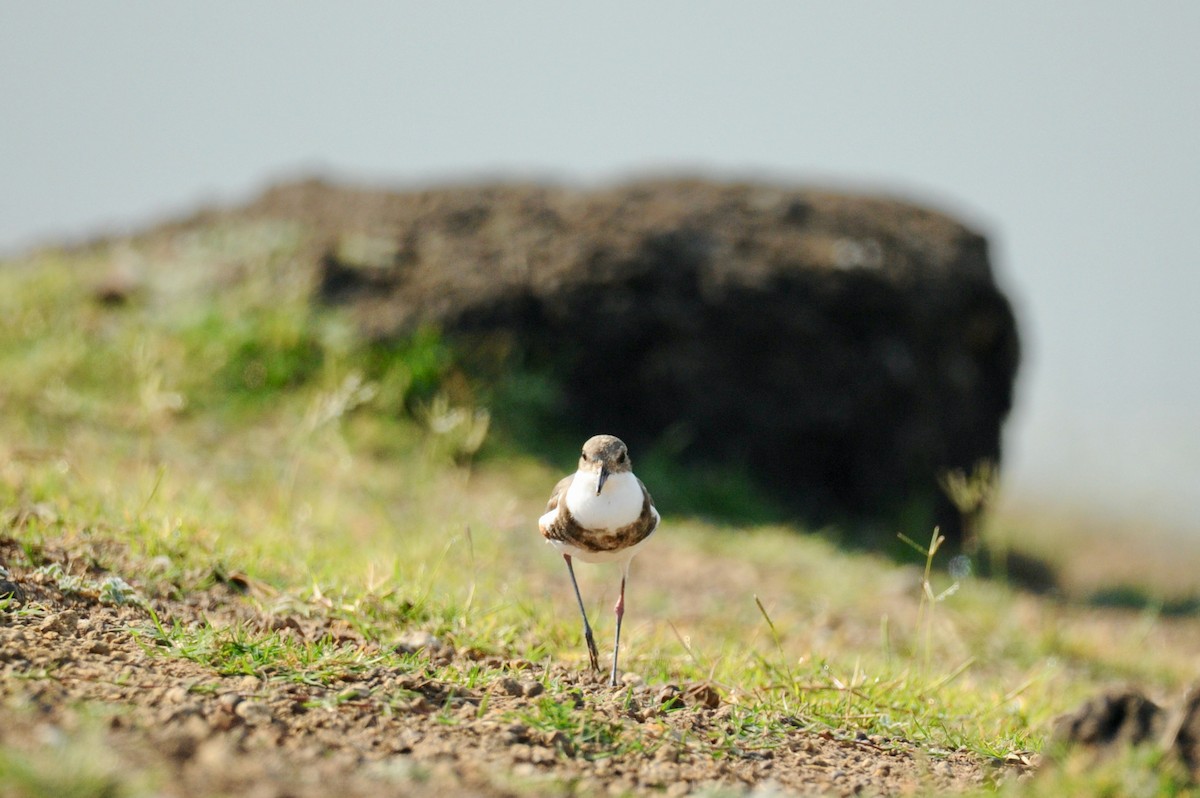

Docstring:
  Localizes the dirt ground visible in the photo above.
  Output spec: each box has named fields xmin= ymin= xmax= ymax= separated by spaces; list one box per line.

xmin=0 ymin=535 xmax=1031 ymax=797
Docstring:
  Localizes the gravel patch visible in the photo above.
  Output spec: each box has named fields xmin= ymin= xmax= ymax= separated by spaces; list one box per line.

xmin=0 ymin=535 xmax=1009 ymax=796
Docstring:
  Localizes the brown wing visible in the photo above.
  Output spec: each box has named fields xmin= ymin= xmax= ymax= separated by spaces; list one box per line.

xmin=544 ymin=474 xmax=574 ymax=514
xmin=637 ymin=478 xmax=656 ymax=514
xmin=540 ymin=474 xmax=574 ymax=543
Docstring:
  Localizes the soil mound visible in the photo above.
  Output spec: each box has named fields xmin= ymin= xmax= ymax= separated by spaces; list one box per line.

xmin=246 ymin=177 xmax=1020 ymax=540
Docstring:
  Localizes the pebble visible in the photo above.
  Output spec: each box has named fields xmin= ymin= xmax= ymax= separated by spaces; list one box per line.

xmin=337 ymin=686 xmax=370 ymax=702
xmin=394 ymin=630 xmax=441 ymax=655
xmin=158 ymin=700 xmax=204 ymax=725
xmin=1 ymin=576 xmax=27 ymax=600
xmin=164 ymin=686 xmax=191 ymax=704
xmin=235 ymin=700 xmax=273 ymax=726
xmin=236 ymin=675 xmax=261 ymax=692
xmin=656 ymin=685 xmax=685 ymax=711
xmin=160 ymin=726 xmax=203 ymax=761
xmin=502 ymin=722 xmax=529 ymax=744
xmin=683 ymin=682 xmax=722 ymax=710
xmin=540 ymin=729 xmax=572 ymax=754
xmin=641 ymin=762 xmax=677 ymax=787
xmin=38 ymin=610 xmax=78 ymax=635
xmin=217 ymin=692 xmax=244 ymax=713
xmin=607 ymin=778 xmax=638 ymax=795
xmin=497 ymin=677 xmax=523 ymax=697
xmin=654 ymin=745 xmax=679 ymax=763
xmin=393 ymin=729 xmax=422 ymax=753
xmin=192 ymin=736 xmax=239 ymax=771
xmin=528 ymin=745 xmax=556 ymax=765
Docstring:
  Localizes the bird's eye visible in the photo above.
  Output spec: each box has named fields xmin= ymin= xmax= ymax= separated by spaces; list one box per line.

xmin=617 ymin=452 xmax=627 ymax=463
xmin=581 ymin=451 xmax=588 ymax=461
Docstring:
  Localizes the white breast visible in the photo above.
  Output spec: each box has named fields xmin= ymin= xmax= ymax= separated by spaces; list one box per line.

xmin=564 ymin=470 xmax=645 ymax=530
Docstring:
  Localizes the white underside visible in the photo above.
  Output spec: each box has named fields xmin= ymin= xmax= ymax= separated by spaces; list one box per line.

xmin=539 ymin=469 xmax=660 ymax=566
xmin=565 ymin=470 xmax=644 ymax=530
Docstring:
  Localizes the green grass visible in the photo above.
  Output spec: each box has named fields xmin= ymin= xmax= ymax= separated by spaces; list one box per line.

xmin=2 ymin=223 xmax=1198 ymax=795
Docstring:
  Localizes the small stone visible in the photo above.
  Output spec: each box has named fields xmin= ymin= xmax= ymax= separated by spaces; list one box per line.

xmin=529 ymin=745 xmax=556 ymax=765
xmin=656 ymin=685 xmax=684 ymax=711
xmin=38 ymin=610 xmax=78 ymax=635
xmin=192 ymin=736 xmax=238 ymax=771
xmin=519 ymin=679 xmax=545 ymax=698
xmin=160 ymin=726 xmax=203 ymax=761
xmin=84 ymin=640 xmax=111 ymax=656
xmin=148 ymin=555 xmax=173 ymax=573
xmin=607 ymin=778 xmax=637 ymax=795
xmin=393 ymin=729 xmax=422 ymax=753
xmin=164 ymin=686 xmax=191 ymax=704
xmin=502 ymin=722 xmax=529 ymax=744
xmin=496 ymin=677 xmax=523 ymax=696
xmin=216 ymin=692 xmax=244 ymax=713
xmin=642 ymin=762 xmax=677 ymax=787
xmin=654 ymin=745 xmax=679 ymax=763
xmin=541 ymin=730 xmax=573 ymax=755
xmin=0 ymin=578 xmax=26 ymax=604
xmin=208 ymin=711 xmax=238 ymax=733
xmin=159 ymin=700 xmax=204 ymax=725
xmin=234 ymin=700 xmax=272 ymax=725
xmin=337 ymin=686 xmax=370 ymax=702
xmin=394 ymin=630 xmax=441 ymax=655
xmin=683 ymin=682 xmax=722 ymax=710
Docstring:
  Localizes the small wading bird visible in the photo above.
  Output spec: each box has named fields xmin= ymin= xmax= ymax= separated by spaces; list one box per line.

xmin=539 ymin=435 xmax=659 ymax=686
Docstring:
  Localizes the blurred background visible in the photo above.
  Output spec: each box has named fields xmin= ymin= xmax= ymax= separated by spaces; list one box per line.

xmin=2 ymin=2 xmax=1198 ymax=538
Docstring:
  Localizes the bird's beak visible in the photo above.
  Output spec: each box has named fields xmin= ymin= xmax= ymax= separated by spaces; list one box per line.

xmin=596 ymin=465 xmax=610 ymax=496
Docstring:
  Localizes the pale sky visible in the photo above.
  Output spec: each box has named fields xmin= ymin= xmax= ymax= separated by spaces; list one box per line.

xmin=3 ymin=2 xmax=1198 ymax=529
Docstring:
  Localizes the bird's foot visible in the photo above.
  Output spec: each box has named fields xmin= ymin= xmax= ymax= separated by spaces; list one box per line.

xmin=584 ymin=630 xmax=600 ymax=672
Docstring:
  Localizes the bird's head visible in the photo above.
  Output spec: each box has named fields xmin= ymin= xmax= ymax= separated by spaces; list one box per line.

xmin=578 ymin=434 xmax=631 ymax=495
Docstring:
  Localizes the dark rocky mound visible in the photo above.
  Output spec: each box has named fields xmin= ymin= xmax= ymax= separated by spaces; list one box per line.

xmin=248 ymin=177 xmax=1020 ymax=542
xmin=1050 ymin=685 xmax=1200 ymax=783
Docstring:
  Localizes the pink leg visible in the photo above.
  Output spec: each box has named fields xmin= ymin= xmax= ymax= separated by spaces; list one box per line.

xmin=609 ymin=572 xmax=627 ymax=687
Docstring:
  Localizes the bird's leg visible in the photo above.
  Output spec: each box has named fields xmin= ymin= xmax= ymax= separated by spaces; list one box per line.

xmin=609 ymin=566 xmax=628 ymax=687
xmin=563 ymin=554 xmax=600 ymax=672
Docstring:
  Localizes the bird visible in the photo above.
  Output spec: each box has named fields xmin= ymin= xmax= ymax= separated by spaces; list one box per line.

xmin=539 ymin=434 xmax=659 ymax=686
